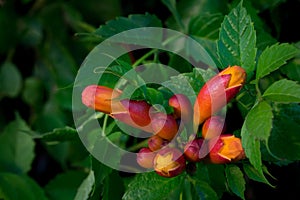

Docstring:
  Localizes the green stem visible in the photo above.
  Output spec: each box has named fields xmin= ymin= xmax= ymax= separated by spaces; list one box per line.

xmin=132 ymin=49 xmax=158 ymax=68
xmin=102 ymin=114 xmax=109 ymax=136
xmin=127 ymin=139 xmax=148 ymax=152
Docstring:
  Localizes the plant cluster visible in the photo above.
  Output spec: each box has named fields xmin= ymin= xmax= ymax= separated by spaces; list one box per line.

xmin=1 ymin=0 xmax=300 ymax=200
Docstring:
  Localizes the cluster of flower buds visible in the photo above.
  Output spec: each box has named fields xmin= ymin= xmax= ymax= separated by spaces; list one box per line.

xmin=184 ymin=116 xmax=245 ymax=165
xmin=81 ymin=66 xmax=247 ymax=178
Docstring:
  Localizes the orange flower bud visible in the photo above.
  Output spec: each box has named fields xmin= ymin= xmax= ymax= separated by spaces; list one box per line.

xmin=151 ymin=113 xmax=179 ymax=141
xmin=202 ymin=116 xmax=226 ymax=139
xmin=136 ymin=147 xmax=156 ymax=169
xmin=194 ymin=66 xmax=246 ymax=125
xmin=209 ymin=134 xmax=245 ymax=164
xmin=81 ymin=85 xmax=123 ymax=114
xmin=153 ymin=147 xmax=186 ymax=178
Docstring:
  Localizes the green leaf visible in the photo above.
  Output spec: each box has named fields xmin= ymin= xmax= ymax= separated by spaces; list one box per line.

xmin=145 ymin=87 xmax=165 ymax=107
xmin=122 ymin=172 xmax=184 ymax=200
xmin=45 ymin=171 xmax=88 ymax=200
xmin=88 ymin=157 xmax=113 ymax=200
xmin=95 ymin=13 xmax=162 ymax=38
xmin=189 ymin=13 xmax=224 ymax=40
xmin=102 ymin=171 xmax=125 ymax=200
xmin=241 ymin=124 xmax=262 ymax=173
xmin=0 ymin=173 xmax=47 ymax=200
xmin=243 ymin=163 xmax=274 ymax=187
xmin=0 ymin=62 xmax=22 ymax=99
xmin=41 ymin=126 xmax=79 ymax=142
xmin=74 ymin=170 xmax=95 ymax=200
xmin=0 ymin=114 xmax=35 ymax=174
xmin=225 ymin=165 xmax=246 ymax=200
xmin=217 ymin=1 xmax=256 ymax=78
xmin=262 ymin=79 xmax=300 ymax=103
xmin=192 ymin=180 xmax=219 ymax=200
xmin=192 ymin=36 xmax=223 ymax=67
xmin=268 ymin=103 xmax=300 ymax=161
xmin=243 ymin=101 xmax=273 ymax=141
xmin=162 ymin=0 xmax=185 ymax=31
xmin=165 ymin=0 xmax=228 ymax=31
xmin=22 ymin=77 xmax=44 ymax=107
xmin=194 ymin=163 xmax=226 ymax=197
xmin=162 ymin=67 xmax=216 ymax=102
xmin=241 ymin=101 xmax=273 ymax=173
xmin=256 ymin=43 xmax=298 ymax=79
xmin=280 ymin=58 xmax=300 ymax=82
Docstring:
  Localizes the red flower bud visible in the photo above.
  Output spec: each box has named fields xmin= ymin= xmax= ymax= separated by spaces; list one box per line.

xmin=151 ymin=113 xmax=179 ymax=141
xmin=202 ymin=116 xmax=226 ymax=139
xmin=112 ymin=100 xmax=153 ymax=132
xmin=194 ymin=66 xmax=246 ymax=125
xmin=184 ymin=138 xmax=207 ymax=162
xmin=148 ymin=135 xmax=168 ymax=152
xmin=209 ymin=134 xmax=245 ymax=164
xmin=136 ymin=147 xmax=156 ymax=169
xmin=153 ymin=147 xmax=186 ymax=178
xmin=81 ymin=85 xmax=123 ymax=114
xmin=169 ymin=94 xmax=193 ymax=122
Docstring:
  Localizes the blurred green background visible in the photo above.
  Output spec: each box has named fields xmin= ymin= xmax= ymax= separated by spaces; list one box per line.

xmin=0 ymin=0 xmax=300 ymax=199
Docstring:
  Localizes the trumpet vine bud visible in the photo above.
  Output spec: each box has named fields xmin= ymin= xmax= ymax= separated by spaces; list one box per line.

xmin=112 ymin=100 xmax=153 ymax=132
xmin=194 ymin=66 xmax=246 ymax=125
xmin=184 ymin=138 xmax=207 ymax=162
xmin=209 ymin=134 xmax=245 ymax=164
xmin=151 ymin=113 xmax=179 ymax=141
xmin=202 ymin=116 xmax=226 ymax=139
xmin=169 ymin=94 xmax=193 ymax=122
xmin=81 ymin=85 xmax=122 ymax=114
xmin=136 ymin=147 xmax=156 ymax=169
xmin=148 ymin=135 xmax=168 ymax=152
xmin=153 ymin=147 xmax=186 ymax=178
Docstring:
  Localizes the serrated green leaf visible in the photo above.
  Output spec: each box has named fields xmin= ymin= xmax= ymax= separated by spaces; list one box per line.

xmin=268 ymin=103 xmax=300 ymax=161
xmin=256 ymin=43 xmax=298 ymax=79
xmin=41 ymin=126 xmax=78 ymax=142
xmin=122 ymin=172 xmax=184 ymax=200
xmin=217 ymin=1 xmax=256 ymax=78
xmin=241 ymin=124 xmax=262 ymax=173
xmin=44 ymin=171 xmax=88 ymax=200
xmin=95 ymin=13 xmax=162 ymax=38
xmin=192 ymin=180 xmax=219 ymax=200
xmin=192 ymin=36 xmax=223 ymax=67
xmin=0 ymin=62 xmax=22 ymax=99
xmin=243 ymin=101 xmax=273 ymax=141
xmin=280 ymin=58 xmax=300 ymax=82
xmin=0 ymin=173 xmax=47 ymax=200
xmin=0 ymin=114 xmax=35 ymax=174
xmin=263 ymin=79 xmax=300 ymax=103
xmin=189 ymin=13 xmax=224 ymax=40
xmin=225 ymin=165 xmax=246 ymax=200
xmin=162 ymin=68 xmax=216 ymax=102
xmin=243 ymin=163 xmax=274 ymax=187
xmin=74 ymin=170 xmax=95 ymax=200
xmin=243 ymin=163 xmax=272 ymax=186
